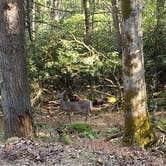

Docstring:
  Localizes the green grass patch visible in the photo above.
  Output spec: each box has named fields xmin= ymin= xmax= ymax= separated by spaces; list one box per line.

xmin=101 ymin=127 xmax=120 ymax=139
xmin=67 ymin=123 xmax=93 ymax=133
xmin=59 ymin=133 xmax=72 ymax=145
xmin=67 ymin=123 xmax=99 ymax=139
xmin=36 ymin=123 xmax=53 ymax=132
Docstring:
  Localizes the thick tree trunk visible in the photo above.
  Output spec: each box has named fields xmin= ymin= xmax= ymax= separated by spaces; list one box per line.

xmin=0 ymin=0 xmax=34 ymax=138
xmin=121 ymin=0 xmax=156 ymax=146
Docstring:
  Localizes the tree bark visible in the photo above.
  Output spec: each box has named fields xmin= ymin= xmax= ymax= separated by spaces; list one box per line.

xmin=0 ymin=0 xmax=34 ymax=138
xmin=121 ymin=0 xmax=156 ymax=147
xmin=111 ymin=0 xmax=122 ymax=53
xmin=25 ymin=0 xmax=33 ymax=41
xmin=89 ymin=0 xmax=95 ymax=31
xmin=50 ymin=0 xmax=62 ymax=20
xmin=32 ymin=0 xmax=40 ymax=39
xmin=82 ymin=0 xmax=91 ymax=35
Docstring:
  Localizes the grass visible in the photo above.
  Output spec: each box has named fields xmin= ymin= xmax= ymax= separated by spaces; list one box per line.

xmin=67 ymin=123 xmax=100 ymax=139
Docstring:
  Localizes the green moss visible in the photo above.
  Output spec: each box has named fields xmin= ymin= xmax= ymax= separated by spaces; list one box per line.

xmin=123 ymin=114 xmax=157 ymax=147
xmin=123 ymin=90 xmax=139 ymax=114
xmin=121 ymin=0 xmax=131 ymax=19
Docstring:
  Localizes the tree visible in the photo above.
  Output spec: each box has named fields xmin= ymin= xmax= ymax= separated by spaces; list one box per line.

xmin=121 ymin=0 xmax=156 ymax=146
xmin=50 ymin=0 xmax=62 ymax=20
xmin=0 ymin=0 xmax=34 ymax=138
xmin=82 ymin=0 xmax=91 ymax=35
xmin=111 ymin=0 xmax=122 ymax=52
xmin=152 ymin=0 xmax=165 ymax=87
xmin=89 ymin=0 xmax=95 ymax=32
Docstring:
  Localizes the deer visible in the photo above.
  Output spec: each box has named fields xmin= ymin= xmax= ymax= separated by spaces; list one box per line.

xmin=57 ymin=90 xmax=93 ymax=122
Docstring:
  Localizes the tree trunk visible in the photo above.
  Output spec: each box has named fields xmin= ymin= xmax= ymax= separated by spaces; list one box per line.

xmin=111 ymin=0 xmax=122 ymax=53
xmin=82 ymin=0 xmax=91 ymax=35
xmin=32 ymin=0 xmax=40 ymax=39
xmin=25 ymin=0 xmax=33 ymax=41
xmin=89 ymin=0 xmax=95 ymax=32
xmin=50 ymin=0 xmax=61 ymax=20
xmin=0 ymin=0 xmax=34 ymax=139
xmin=121 ymin=0 xmax=156 ymax=147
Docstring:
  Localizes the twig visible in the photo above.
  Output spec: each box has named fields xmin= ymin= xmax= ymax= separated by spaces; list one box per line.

xmin=92 ymin=89 xmax=112 ymax=97
xmin=105 ymin=132 xmax=123 ymax=141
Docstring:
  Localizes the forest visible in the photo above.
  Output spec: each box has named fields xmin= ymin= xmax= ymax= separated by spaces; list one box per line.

xmin=0 ymin=0 xmax=165 ymax=165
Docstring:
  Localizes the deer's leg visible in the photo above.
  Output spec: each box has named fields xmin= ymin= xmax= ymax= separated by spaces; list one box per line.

xmin=85 ymin=114 xmax=88 ymax=122
xmin=85 ymin=111 xmax=91 ymax=122
xmin=67 ymin=113 xmax=71 ymax=122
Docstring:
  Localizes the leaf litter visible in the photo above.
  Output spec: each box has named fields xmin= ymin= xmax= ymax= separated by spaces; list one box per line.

xmin=0 ymin=137 xmax=165 ymax=166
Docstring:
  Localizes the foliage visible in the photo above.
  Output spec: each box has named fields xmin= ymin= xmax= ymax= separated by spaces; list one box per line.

xmin=67 ymin=123 xmax=99 ymax=139
xmin=38 ymin=134 xmax=51 ymax=141
xmin=36 ymin=123 xmax=55 ymax=141
xmin=37 ymin=123 xmax=53 ymax=132
xmin=26 ymin=0 xmax=165 ymax=111
xmin=101 ymin=127 xmax=121 ymax=140
xmin=63 ymin=14 xmax=85 ymax=37
xmin=143 ymin=0 xmax=156 ymax=30
xmin=27 ymin=15 xmax=121 ymax=93
xmin=0 ymin=130 xmax=4 ymax=141
xmin=108 ymin=96 xmax=117 ymax=103
xmin=59 ymin=133 xmax=72 ymax=144
xmin=154 ymin=119 xmax=166 ymax=133
xmin=143 ymin=0 xmax=166 ymax=93
xmin=67 ymin=123 xmax=93 ymax=133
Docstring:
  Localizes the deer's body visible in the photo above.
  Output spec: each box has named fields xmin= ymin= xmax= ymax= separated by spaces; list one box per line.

xmin=58 ymin=91 xmax=92 ymax=121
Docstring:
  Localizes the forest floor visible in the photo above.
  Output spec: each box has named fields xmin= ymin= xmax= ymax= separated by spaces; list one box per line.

xmin=0 ymin=97 xmax=165 ymax=166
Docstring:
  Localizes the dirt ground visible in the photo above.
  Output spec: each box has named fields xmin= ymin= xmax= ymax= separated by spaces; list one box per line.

xmin=0 ymin=100 xmax=165 ymax=166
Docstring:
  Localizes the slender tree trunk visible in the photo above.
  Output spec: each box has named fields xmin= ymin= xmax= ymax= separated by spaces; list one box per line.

xmin=82 ymin=0 xmax=91 ymax=35
xmin=121 ymin=0 xmax=156 ymax=146
xmin=111 ymin=0 xmax=122 ymax=53
xmin=50 ymin=0 xmax=61 ymax=20
xmin=89 ymin=0 xmax=95 ymax=31
xmin=155 ymin=0 xmax=165 ymax=49
xmin=0 ymin=0 xmax=34 ymax=138
xmin=25 ymin=0 xmax=33 ymax=41
xmin=32 ymin=0 xmax=40 ymax=39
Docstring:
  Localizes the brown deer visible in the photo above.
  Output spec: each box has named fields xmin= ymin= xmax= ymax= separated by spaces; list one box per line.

xmin=58 ymin=91 xmax=92 ymax=122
